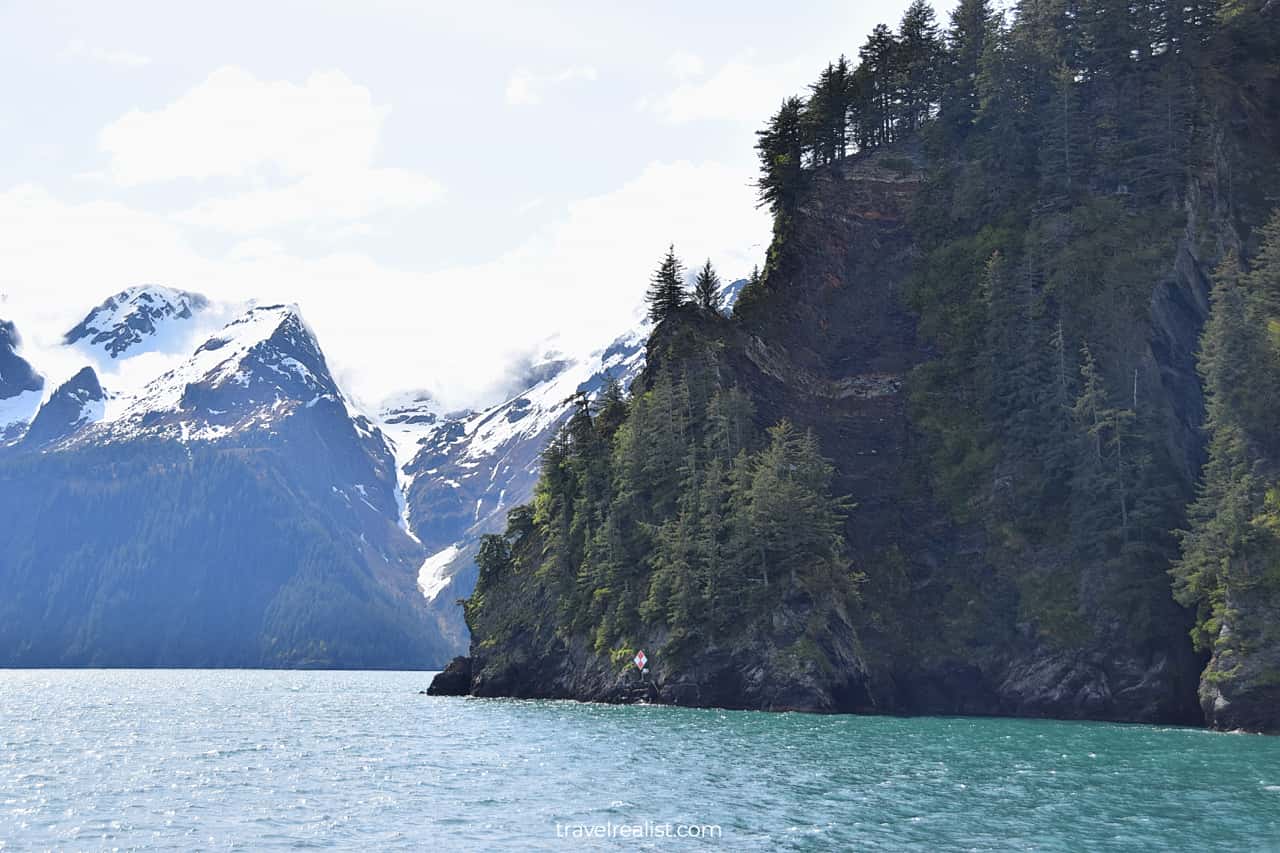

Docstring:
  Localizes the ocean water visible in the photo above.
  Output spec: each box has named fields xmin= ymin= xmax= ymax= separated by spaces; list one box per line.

xmin=1 ymin=670 xmax=1278 ymax=851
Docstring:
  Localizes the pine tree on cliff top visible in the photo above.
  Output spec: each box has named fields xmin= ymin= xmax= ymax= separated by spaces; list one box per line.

xmin=693 ymin=259 xmax=723 ymax=313
xmin=898 ymin=0 xmax=944 ymax=131
xmin=646 ymin=245 xmax=687 ymax=323
xmin=755 ymin=97 xmax=806 ymax=215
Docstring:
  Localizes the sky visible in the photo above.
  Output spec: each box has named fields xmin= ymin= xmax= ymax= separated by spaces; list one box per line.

xmin=0 ymin=0 xmax=955 ymax=412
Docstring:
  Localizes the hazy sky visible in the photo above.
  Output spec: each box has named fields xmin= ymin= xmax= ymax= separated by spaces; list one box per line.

xmin=0 ymin=0 xmax=954 ymax=410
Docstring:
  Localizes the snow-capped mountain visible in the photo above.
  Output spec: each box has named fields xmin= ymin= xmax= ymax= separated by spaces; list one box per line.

xmin=0 ymin=290 xmax=449 ymax=669
xmin=65 ymin=285 xmax=210 ymax=359
xmin=85 ymin=303 xmax=352 ymax=444
xmin=395 ymin=279 xmax=745 ymax=640
xmin=0 ymin=278 xmax=744 ymax=665
xmin=1 ymin=285 xmax=233 ymax=447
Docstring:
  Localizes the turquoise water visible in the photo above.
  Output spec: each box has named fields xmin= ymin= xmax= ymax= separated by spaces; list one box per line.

xmin=1 ymin=670 xmax=1278 ymax=850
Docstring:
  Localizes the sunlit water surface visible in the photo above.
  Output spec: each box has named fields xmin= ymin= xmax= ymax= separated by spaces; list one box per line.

xmin=1 ymin=669 xmax=1278 ymax=850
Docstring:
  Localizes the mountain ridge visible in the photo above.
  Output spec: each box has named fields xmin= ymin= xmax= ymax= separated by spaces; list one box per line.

xmin=0 ymin=294 xmax=448 ymax=668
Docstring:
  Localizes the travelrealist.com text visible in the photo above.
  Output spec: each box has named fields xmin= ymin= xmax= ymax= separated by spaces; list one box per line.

xmin=554 ymin=821 xmax=722 ymax=840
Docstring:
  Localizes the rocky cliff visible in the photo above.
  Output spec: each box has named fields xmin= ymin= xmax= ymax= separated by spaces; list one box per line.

xmin=450 ymin=145 xmax=1213 ymax=722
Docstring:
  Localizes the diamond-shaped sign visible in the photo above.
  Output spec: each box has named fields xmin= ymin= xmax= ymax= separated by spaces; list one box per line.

xmin=634 ymin=650 xmax=647 ymax=671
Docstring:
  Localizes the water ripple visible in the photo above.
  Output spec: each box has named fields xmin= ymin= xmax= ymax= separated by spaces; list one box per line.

xmin=1 ymin=670 xmax=1279 ymax=850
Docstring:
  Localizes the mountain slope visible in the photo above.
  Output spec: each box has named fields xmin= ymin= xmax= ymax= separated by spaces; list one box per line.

xmin=0 ymin=299 xmax=449 ymax=668
xmin=22 ymin=366 xmax=104 ymax=448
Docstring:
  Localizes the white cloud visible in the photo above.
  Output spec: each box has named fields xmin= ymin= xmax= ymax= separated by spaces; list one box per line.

xmin=63 ymin=39 xmax=152 ymax=68
xmin=179 ymin=167 xmax=442 ymax=233
xmin=349 ymin=157 xmax=770 ymax=407
xmin=505 ymin=65 xmax=598 ymax=106
xmin=644 ymin=55 xmax=813 ymax=124
xmin=96 ymin=67 xmax=442 ymax=231
xmin=665 ymin=52 xmax=705 ymax=80
xmin=0 ymin=158 xmax=768 ymax=412
xmin=101 ymin=67 xmax=385 ymax=185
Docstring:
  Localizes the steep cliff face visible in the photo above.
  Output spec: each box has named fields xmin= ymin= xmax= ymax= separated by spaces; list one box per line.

xmin=456 ymin=145 xmax=1211 ymax=722
xmin=449 ymin=1 xmax=1280 ymax=725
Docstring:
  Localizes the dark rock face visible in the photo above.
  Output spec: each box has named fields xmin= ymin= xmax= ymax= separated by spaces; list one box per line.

xmin=0 ymin=320 xmax=43 ymax=400
xmin=427 ymin=657 xmax=473 ymax=695
xmin=469 ymin=589 xmax=871 ymax=713
xmin=22 ymin=366 xmax=103 ymax=447
xmin=462 ymin=146 xmax=1208 ymax=725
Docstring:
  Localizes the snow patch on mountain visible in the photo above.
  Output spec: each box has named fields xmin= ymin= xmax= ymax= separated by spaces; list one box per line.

xmin=379 ymin=394 xmax=447 ymax=468
xmin=0 ymin=388 xmax=42 ymax=438
xmin=419 ymin=544 xmax=461 ymax=602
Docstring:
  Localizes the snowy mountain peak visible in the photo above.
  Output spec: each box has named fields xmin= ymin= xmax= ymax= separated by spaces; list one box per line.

xmin=87 ymin=302 xmax=342 ymax=442
xmin=65 ymin=285 xmax=210 ymax=359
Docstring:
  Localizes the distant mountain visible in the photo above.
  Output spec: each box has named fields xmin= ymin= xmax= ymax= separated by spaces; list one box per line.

xmin=65 ymin=285 xmax=209 ymax=359
xmin=0 ymin=297 xmax=448 ymax=668
xmin=393 ymin=279 xmax=745 ymax=644
xmin=21 ymin=366 xmax=103 ymax=448
xmin=0 ymin=280 xmax=744 ymax=666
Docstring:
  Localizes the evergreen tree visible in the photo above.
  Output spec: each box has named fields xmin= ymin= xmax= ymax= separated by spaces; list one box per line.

xmin=475 ymin=534 xmax=513 ymax=587
xmin=732 ymin=421 xmax=850 ymax=591
xmin=859 ymin=23 xmax=901 ymax=145
xmin=755 ymin=97 xmax=807 ymax=215
xmin=898 ymin=0 xmax=944 ymax=131
xmin=693 ymin=259 xmax=724 ymax=312
xmin=646 ymin=245 xmax=687 ymax=323
xmin=804 ymin=57 xmax=853 ymax=164
xmin=1175 ymin=227 xmax=1280 ymax=651
xmin=1069 ymin=343 xmax=1139 ymax=560
xmin=940 ymin=0 xmax=997 ymax=139
xmin=596 ymin=377 xmax=629 ymax=438
xmin=1040 ymin=62 xmax=1080 ymax=197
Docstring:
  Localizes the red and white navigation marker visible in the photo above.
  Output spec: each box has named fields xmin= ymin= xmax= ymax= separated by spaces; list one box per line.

xmin=634 ymin=650 xmax=647 ymax=671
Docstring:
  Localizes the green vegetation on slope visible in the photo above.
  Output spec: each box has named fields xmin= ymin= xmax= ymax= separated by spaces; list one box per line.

xmin=468 ymin=306 xmax=857 ymax=673
xmin=740 ymin=0 xmax=1279 ymax=661
xmin=1174 ymin=214 xmax=1280 ymax=723
xmin=462 ymin=0 xmax=1280 ymax=727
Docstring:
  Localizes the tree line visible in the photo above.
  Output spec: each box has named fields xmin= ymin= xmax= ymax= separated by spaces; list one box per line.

xmin=756 ymin=0 xmax=1221 ymax=220
xmin=645 ymin=244 xmax=737 ymax=322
